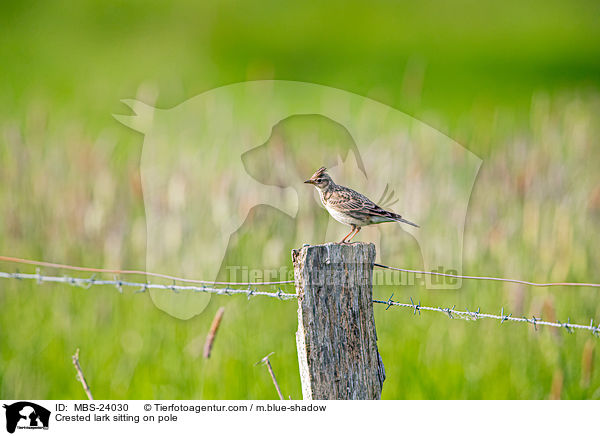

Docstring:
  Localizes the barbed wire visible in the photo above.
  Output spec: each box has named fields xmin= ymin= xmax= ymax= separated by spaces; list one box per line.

xmin=0 ymin=271 xmax=298 ymax=300
xmin=374 ymin=263 xmax=600 ymax=288
xmin=3 ymin=255 xmax=599 ymax=289
xmin=373 ymin=295 xmax=600 ymax=336
xmin=0 ymin=255 xmax=294 ymax=286
xmin=1 ymin=270 xmax=597 ymax=336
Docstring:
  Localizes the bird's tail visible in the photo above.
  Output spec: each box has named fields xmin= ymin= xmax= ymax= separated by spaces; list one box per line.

xmin=390 ymin=214 xmax=419 ymax=228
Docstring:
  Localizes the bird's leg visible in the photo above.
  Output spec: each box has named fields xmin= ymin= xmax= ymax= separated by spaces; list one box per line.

xmin=340 ymin=225 xmax=356 ymax=244
xmin=346 ymin=226 xmax=361 ymax=243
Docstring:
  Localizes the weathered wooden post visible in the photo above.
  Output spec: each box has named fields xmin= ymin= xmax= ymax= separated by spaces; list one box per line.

xmin=292 ymin=242 xmax=385 ymax=400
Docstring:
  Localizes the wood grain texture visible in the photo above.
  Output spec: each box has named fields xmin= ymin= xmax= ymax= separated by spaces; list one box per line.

xmin=292 ymin=242 xmax=385 ymax=400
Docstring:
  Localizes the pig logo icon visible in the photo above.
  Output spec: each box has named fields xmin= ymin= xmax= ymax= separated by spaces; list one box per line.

xmin=116 ymin=80 xmax=481 ymax=319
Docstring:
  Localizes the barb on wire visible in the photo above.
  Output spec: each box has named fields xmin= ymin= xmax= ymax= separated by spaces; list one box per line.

xmin=374 ymin=263 xmax=600 ymax=289
xmin=0 ymin=271 xmax=298 ymax=300
xmin=373 ymin=296 xmax=600 ymax=336
xmin=384 ymin=293 xmax=394 ymax=310
xmin=0 ymin=255 xmax=294 ymax=286
xmin=410 ymin=297 xmax=421 ymax=315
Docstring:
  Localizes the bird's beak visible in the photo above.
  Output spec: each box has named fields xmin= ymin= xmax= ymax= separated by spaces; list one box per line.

xmin=304 ymin=179 xmax=313 ymax=184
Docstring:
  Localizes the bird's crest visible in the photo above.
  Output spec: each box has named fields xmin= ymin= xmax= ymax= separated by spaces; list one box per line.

xmin=311 ymin=167 xmax=328 ymax=179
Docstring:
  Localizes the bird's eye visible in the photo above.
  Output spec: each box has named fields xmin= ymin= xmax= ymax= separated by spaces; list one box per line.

xmin=316 ymin=178 xmax=322 ymax=182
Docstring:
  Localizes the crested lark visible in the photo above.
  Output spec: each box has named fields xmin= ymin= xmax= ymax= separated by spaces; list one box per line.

xmin=304 ymin=167 xmax=418 ymax=243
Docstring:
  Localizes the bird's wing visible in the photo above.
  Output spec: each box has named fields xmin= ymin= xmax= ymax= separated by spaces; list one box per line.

xmin=329 ymin=187 xmax=419 ymax=227
xmin=328 ymin=188 xmax=389 ymax=217
xmin=327 ymin=188 xmax=368 ymax=211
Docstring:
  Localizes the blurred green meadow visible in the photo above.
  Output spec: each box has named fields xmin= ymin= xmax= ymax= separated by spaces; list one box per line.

xmin=1 ymin=1 xmax=600 ymax=399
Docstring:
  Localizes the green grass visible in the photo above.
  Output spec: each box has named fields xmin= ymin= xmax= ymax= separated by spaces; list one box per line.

xmin=1 ymin=1 xmax=600 ymax=399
